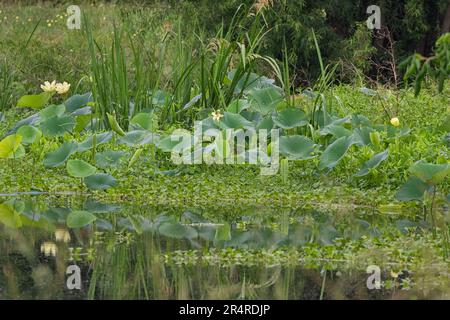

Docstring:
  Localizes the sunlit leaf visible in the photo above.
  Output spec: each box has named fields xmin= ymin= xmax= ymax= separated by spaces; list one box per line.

xmin=66 ymin=159 xmax=96 ymax=178
xmin=17 ymin=92 xmax=53 ymax=109
xmin=0 ymin=134 xmax=22 ymax=158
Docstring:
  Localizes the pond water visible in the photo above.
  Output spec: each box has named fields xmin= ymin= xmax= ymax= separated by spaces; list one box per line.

xmin=0 ymin=196 xmax=449 ymax=300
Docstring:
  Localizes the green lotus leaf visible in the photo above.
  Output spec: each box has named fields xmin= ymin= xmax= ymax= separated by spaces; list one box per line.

xmin=66 ymin=210 xmax=96 ymax=228
xmin=43 ymin=141 xmax=78 ymax=168
xmin=84 ymin=173 xmax=117 ymax=190
xmin=66 ymin=159 xmax=96 ymax=178
xmin=272 ymin=108 xmax=309 ymax=129
xmin=17 ymin=125 xmax=42 ymax=145
xmin=280 ymin=135 xmax=316 ymax=160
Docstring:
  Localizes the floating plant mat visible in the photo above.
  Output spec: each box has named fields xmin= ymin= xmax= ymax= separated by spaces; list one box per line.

xmin=0 ymin=196 xmax=449 ymax=299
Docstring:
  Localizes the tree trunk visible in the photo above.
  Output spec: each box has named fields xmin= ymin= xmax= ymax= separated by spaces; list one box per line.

xmin=442 ymin=3 xmax=450 ymax=34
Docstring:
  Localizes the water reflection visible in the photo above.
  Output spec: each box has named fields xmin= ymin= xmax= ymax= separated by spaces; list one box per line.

xmin=0 ymin=197 xmax=449 ymax=299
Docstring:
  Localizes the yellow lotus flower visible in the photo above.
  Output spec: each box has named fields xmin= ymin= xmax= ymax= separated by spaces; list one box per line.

xmin=55 ymin=82 xmax=70 ymax=95
xmin=390 ymin=117 xmax=400 ymax=127
xmin=40 ymin=241 xmax=57 ymax=257
xmin=55 ymin=228 xmax=71 ymax=243
xmin=211 ymin=110 xmax=224 ymax=121
xmin=40 ymin=80 xmax=57 ymax=92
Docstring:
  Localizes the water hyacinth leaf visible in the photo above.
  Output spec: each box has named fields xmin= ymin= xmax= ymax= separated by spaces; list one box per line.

xmin=17 ymin=92 xmax=53 ymax=109
xmin=84 ymin=173 xmax=117 ymax=190
xmin=16 ymin=125 xmax=42 ymax=145
xmin=66 ymin=159 xmax=96 ymax=178
xmin=130 ymin=113 xmax=154 ymax=131
xmin=219 ymin=112 xmax=253 ymax=129
xmin=272 ymin=108 xmax=309 ymax=129
xmin=40 ymin=115 xmax=76 ymax=137
xmin=279 ymin=135 xmax=316 ymax=160
xmin=43 ymin=141 xmax=78 ymax=168
xmin=95 ymin=150 xmax=125 ymax=169
xmin=226 ymin=99 xmax=250 ymax=114
xmin=319 ymin=136 xmax=354 ymax=170
xmin=64 ymin=92 xmax=93 ymax=112
xmin=66 ymin=210 xmax=96 ymax=228
xmin=0 ymin=134 xmax=22 ymax=158
xmin=107 ymin=113 xmax=125 ymax=136
xmin=158 ymin=222 xmax=198 ymax=239
xmin=355 ymin=149 xmax=389 ymax=177
xmin=77 ymin=132 xmax=113 ymax=152
xmin=119 ymin=130 xmax=159 ymax=146
xmin=248 ymin=86 xmax=284 ymax=115
xmin=409 ymin=161 xmax=450 ymax=183
xmin=396 ymin=176 xmax=433 ymax=201
xmin=39 ymin=104 xmax=65 ymax=121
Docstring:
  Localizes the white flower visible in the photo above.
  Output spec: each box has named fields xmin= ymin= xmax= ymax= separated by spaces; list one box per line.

xmin=55 ymin=228 xmax=71 ymax=243
xmin=55 ymin=81 xmax=70 ymax=95
xmin=40 ymin=241 xmax=57 ymax=257
xmin=211 ymin=110 xmax=224 ymax=121
xmin=40 ymin=80 xmax=57 ymax=92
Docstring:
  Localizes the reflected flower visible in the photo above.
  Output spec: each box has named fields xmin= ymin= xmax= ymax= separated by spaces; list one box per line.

xmin=40 ymin=241 xmax=57 ymax=257
xmin=55 ymin=228 xmax=71 ymax=243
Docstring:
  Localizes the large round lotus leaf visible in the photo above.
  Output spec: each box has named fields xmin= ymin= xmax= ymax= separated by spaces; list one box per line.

xmin=66 ymin=210 xmax=96 ymax=228
xmin=354 ymin=149 xmax=389 ymax=177
xmin=118 ymin=130 xmax=159 ymax=146
xmin=16 ymin=92 xmax=53 ymax=109
xmin=66 ymin=159 xmax=96 ymax=178
xmin=219 ymin=112 xmax=254 ymax=129
xmin=319 ymin=136 xmax=355 ymax=170
xmin=39 ymin=104 xmax=66 ymax=121
xmin=7 ymin=144 xmax=25 ymax=159
xmin=130 ymin=112 xmax=154 ymax=131
xmin=279 ymin=135 xmax=316 ymax=160
xmin=272 ymin=108 xmax=309 ymax=129
xmin=43 ymin=141 xmax=78 ymax=168
xmin=248 ymin=87 xmax=284 ymax=115
xmin=84 ymin=173 xmax=117 ymax=190
xmin=0 ymin=134 xmax=22 ymax=158
xmin=17 ymin=125 xmax=42 ymax=145
xmin=77 ymin=132 xmax=113 ymax=152
xmin=396 ymin=176 xmax=433 ymax=201
xmin=40 ymin=115 xmax=76 ymax=137
xmin=64 ymin=92 xmax=93 ymax=112
xmin=226 ymin=99 xmax=250 ymax=114
xmin=95 ymin=150 xmax=125 ymax=169
xmin=409 ymin=161 xmax=450 ymax=183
